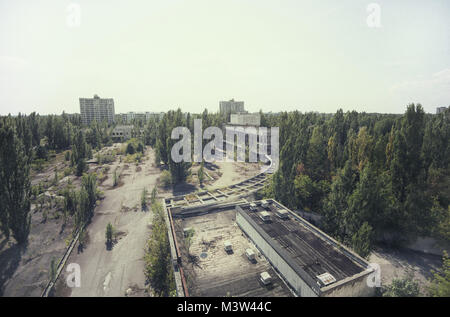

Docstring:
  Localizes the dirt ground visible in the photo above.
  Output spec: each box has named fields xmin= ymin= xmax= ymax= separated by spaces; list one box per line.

xmin=56 ymin=146 xmax=159 ymax=297
xmin=206 ymin=161 xmax=261 ymax=190
xmin=369 ymin=245 xmax=443 ymax=295
xmin=59 ymin=148 xmax=261 ymax=297
xmin=0 ymin=142 xmax=266 ymax=297
xmin=0 ymin=151 xmax=77 ymax=297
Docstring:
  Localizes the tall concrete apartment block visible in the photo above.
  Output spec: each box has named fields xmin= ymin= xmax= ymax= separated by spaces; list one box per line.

xmin=220 ymin=99 xmax=245 ymax=114
xmin=79 ymin=94 xmax=115 ymax=125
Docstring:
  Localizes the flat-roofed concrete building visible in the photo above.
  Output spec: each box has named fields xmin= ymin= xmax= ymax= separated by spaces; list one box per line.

xmin=220 ymin=99 xmax=245 ymax=114
xmin=236 ymin=200 xmax=375 ymax=297
xmin=111 ymin=125 xmax=133 ymax=141
xmin=230 ymin=112 xmax=261 ymax=126
xmin=436 ymin=106 xmax=448 ymax=114
xmin=124 ymin=111 xmax=164 ymax=123
xmin=165 ymin=197 xmax=376 ymax=297
xmin=79 ymin=95 xmax=115 ymax=125
xmin=111 ymin=125 xmax=145 ymax=141
xmin=166 ymin=201 xmax=293 ymax=297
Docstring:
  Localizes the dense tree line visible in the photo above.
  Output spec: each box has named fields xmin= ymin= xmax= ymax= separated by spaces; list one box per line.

xmin=263 ymin=105 xmax=450 ymax=256
xmin=0 ymin=117 xmax=32 ymax=244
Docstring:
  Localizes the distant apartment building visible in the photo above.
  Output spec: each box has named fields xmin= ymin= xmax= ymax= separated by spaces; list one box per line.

xmin=111 ymin=125 xmax=133 ymax=141
xmin=126 ymin=112 xmax=139 ymax=122
xmin=436 ymin=106 xmax=448 ymax=114
xmin=220 ymin=99 xmax=245 ymax=114
xmin=111 ymin=125 xmax=133 ymax=140
xmin=124 ymin=111 xmax=164 ymax=123
xmin=111 ymin=125 xmax=145 ymax=141
xmin=79 ymin=95 xmax=115 ymax=125
xmin=230 ymin=112 xmax=261 ymax=126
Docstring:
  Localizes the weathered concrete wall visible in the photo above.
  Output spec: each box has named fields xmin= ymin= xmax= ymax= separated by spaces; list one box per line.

xmin=321 ymin=270 xmax=375 ymax=297
xmin=406 ymin=237 xmax=450 ymax=256
xmin=236 ymin=211 xmax=318 ymax=297
xmin=163 ymin=200 xmax=185 ymax=297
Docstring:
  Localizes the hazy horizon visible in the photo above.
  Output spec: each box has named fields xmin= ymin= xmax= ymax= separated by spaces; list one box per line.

xmin=1 ymin=0 xmax=449 ymax=116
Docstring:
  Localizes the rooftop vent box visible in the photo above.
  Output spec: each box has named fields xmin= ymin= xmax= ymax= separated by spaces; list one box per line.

xmin=276 ymin=209 xmax=289 ymax=219
xmin=224 ymin=240 xmax=233 ymax=252
xmin=259 ymin=211 xmax=271 ymax=222
xmin=260 ymin=272 xmax=272 ymax=285
xmin=245 ymin=248 xmax=256 ymax=261
xmin=261 ymin=200 xmax=269 ymax=208
xmin=249 ymin=203 xmax=257 ymax=211
xmin=316 ymin=272 xmax=336 ymax=286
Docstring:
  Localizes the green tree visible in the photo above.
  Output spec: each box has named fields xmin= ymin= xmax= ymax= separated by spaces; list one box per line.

xmin=428 ymin=251 xmax=450 ymax=297
xmin=141 ymin=187 xmax=147 ymax=211
xmin=73 ymin=130 xmax=87 ymax=176
xmin=82 ymin=173 xmax=97 ymax=212
xmin=126 ymin=142 xmax=135 ymax=155
xmin=306 ymin=125 xmax=329 ymax=181
xmin=137 ymin=142 xmax=144 ymax=153
xmin=113 ymin=168 xmax=119 ymax=187
xmin=166 ymin=109 xmax=192 ymax=184
xmin=105 ymin=222 xmax=114 ymax=248
xmin=53 ymin=167 xmax=58 ymax=184
xmin=74 ymin=173 xmax=97 ymax=229
xmin=351 ymin=222 xmax=373 ymax=258
xmin=0 ymin=121 xmax=32 ymax=243
xmin=198 ymin=162 xmax=205 ymax=187
xmin=151 ymin=186 xmax=158 ymax=205
xmin=160 ymin=170 xmax=172 ymax=188
xmin=321 ymin=160 xmax=356 ymax=239
xmin=49 ymin=257 xmax=57 ymax=281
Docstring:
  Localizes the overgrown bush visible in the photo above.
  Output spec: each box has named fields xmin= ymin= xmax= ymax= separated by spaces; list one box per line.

xmin=160 ymin=170 xmax=172 ymax=188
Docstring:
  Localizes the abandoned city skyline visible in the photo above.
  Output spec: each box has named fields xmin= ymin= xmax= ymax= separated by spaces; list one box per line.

xmin=1 ymin=0 xmax=450 ymax=116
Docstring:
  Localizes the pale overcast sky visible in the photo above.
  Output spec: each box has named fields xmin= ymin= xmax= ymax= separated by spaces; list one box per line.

xmin=0 ymin=0 xmax=449 ymax=115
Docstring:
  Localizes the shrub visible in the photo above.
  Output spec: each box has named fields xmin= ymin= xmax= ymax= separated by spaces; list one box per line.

xmin=113 ymin=168 xmax=119 ymax=187
xmin=383 ymin=275 xmax=420 ymax=297
xmin=141 ymin=188 xmax=147 ymax=210
xmin=137 ymin=142 xmax=144 ymax=153
xmin=105 ymin=222 xmax=114 ymax=248
xmin=160 ymin=170 xmax=172 ymax=188
xmin=32 ymin=158 xmax=46 ymax=172
xmin=64 ymin=167 xmax=73 ymax=177
xmin=126 ymin=143 xmax=135 ymax=155
xmin=198 ymin=163 xmax=205 ymax=187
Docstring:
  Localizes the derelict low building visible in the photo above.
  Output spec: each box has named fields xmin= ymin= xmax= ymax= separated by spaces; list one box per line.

xmin=236 ymin=199 xmax=375 ymax=297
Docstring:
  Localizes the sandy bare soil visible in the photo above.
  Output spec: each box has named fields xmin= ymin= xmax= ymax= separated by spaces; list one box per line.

xmin=206 ymin=161 xmax=261 ymax=190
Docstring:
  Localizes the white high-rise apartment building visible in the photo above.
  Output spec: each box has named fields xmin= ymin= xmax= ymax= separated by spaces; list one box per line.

xmin=79 ymin=94 xmax=115 ymax=125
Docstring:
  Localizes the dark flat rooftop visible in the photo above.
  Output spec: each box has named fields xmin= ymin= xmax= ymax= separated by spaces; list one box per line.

xmin=237 ymin=200 xmax=366 ymax=289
